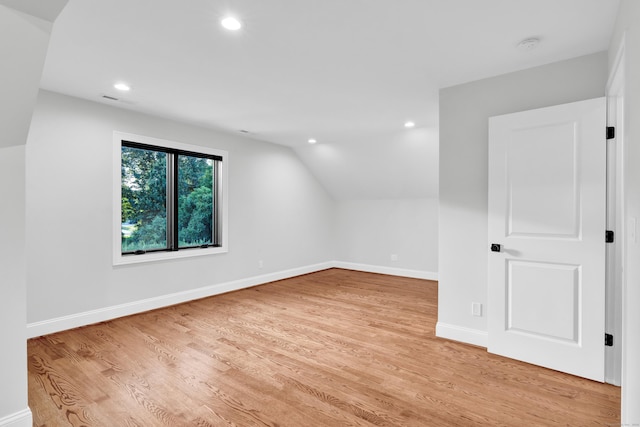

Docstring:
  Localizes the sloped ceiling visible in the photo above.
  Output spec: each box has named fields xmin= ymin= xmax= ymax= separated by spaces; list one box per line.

xmin=0 ymin=0 xmax=67 ymax=23
xmin=39 ymin=0 xmax=619 ymax=199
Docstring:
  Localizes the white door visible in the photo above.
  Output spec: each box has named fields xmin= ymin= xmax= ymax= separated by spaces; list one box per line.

xmin=488 ymin=97 xmax=606 ymax=382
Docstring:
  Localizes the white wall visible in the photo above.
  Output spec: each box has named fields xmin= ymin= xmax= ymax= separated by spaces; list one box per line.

xmin=609 ymin=1 xmax=640 ymax=423
xmin=437 ymin=52 xmax=608 ymax=345
xmin=26 ymin=90 xmax=336 ymax=329
xmin=25 ymin=89 xmax=442 ymax=335
xmin=0 ymin=146 xmax=30 ymax=427
xmin=0 ymin=4 xmax=57 ymax=426
xmin=335 ymin=198 xmax=438 ymax=278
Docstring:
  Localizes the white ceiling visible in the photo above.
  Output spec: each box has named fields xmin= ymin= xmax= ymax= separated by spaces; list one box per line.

xmin=0 ymin=0 xmax=67 ymax=23
xmin=39 ymin=0 xmax=619 ymax=200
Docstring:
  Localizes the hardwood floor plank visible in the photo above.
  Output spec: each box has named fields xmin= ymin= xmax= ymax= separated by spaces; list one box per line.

xmin=28 ymin=268 xmax=620 ymax=426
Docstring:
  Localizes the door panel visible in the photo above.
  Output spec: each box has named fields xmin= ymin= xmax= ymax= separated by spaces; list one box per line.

xmin=507 ymin=260 xmax=579 ymax=342
xmin=488 ymin=97 xmax=606 ymax=382
xmin=507 ymin=122 xmax=578 ymax=238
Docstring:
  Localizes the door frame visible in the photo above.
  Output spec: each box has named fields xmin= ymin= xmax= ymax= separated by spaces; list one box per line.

xmin=605 ymin=35 xmax=625 ymax=387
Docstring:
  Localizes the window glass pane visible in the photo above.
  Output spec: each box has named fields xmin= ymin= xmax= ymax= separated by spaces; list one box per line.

xmin=121 ymin=146 xmax=167 ymax=252
xmin=178 ymin=155 xmax=214 ymax=248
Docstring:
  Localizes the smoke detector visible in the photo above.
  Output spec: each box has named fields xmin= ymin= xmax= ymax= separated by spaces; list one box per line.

xmin=517 ymin=37 xmax=540 ymax=52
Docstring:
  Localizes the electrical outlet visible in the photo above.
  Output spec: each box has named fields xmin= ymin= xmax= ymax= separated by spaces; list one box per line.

xmin=472 ymin=302 xmax=482 ymax=317
xmin=390 ymin=254 xmax=398 ymax=262
xmin=258 ymin=260 xmax=264 ymax=269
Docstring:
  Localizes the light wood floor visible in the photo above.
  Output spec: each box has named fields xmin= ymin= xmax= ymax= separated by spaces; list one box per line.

xmin=28 ymin=268 xmax=620 ymax=426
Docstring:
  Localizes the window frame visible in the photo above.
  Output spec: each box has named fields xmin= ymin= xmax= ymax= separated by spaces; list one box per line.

xmin=113 ymin=131 xmax=228 ymax=265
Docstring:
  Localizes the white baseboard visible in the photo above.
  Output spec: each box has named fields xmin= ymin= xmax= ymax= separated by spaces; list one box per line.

xmin=27 ymin=261 xmax=439 ymax=338
xmin=27 ymin=262 xmax=333 ymax=338
xmin=0 ymin=409 xmax=32 ymax=427
xmin=333 ymin=261 xmax=438 ymax=281
xmin=436 ymin=322 xmax=488 ymax=348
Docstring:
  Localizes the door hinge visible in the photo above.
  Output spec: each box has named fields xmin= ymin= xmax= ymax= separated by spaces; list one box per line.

xmin=605 ymin=333 xmax=614 ymax=347
xmin=606 ymin=230 xmax=615 ymax=243
xmin=607 ymin=126 xmax=615 ymax=140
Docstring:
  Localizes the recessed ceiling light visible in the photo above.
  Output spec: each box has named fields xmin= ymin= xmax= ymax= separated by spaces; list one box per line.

xmin=308 ymin=138 xmax=317 ymax=144
xmin=221 ymin=16 xmax=242 ymax=31
xmin=404 ymin=121 xmax=415 ymax=128
xmin=114 ymin=82 xmax=130 ymax=91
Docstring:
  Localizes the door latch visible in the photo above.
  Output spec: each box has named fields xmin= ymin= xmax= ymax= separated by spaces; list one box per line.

xmin=490 ymin=243 xmax=501 ymax=253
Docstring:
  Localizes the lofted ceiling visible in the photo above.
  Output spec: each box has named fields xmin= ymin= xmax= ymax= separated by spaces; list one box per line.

xmin=39 ymin=0 xmax=619 ymax=200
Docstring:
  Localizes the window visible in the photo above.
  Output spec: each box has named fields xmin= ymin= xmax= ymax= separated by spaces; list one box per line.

xmin=114 ymin=132 xmax=228 ymax=265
